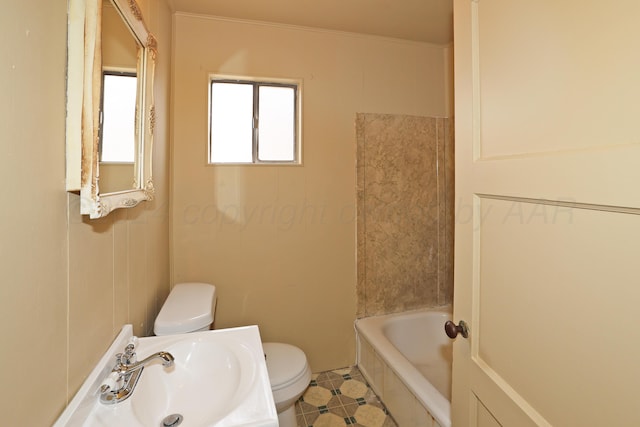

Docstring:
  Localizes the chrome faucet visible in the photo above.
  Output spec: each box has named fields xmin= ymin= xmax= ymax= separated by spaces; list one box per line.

xmin=99 ymin=338 xmax=175 ymax=405
xmin=114 ymin=351 xmax=175 ymax=374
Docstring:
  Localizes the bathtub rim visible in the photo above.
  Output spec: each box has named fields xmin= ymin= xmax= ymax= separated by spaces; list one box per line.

xmin=355 ymin=306 xmax=452 ymax=427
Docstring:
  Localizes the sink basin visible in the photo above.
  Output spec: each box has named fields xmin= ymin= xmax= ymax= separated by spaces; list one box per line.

xmin=54 ymin=325 xmax=278 ymax=427
xmin=132 ymin=333 xmax=258 ymax=425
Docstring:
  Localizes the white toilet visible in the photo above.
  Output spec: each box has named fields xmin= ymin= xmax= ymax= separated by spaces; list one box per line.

xmin=154 ymin=282 xmax=311 ymax=427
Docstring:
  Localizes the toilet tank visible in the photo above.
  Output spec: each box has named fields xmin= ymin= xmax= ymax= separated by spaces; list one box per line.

xmin=154 ymin=282 xmax=217 ymax=335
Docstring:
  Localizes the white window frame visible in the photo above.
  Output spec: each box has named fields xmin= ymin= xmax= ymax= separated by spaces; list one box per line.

xmin=208 ymin=75 xmax=302 ymax=165
xmin=99 ymin=69 xmax=137 ymax=164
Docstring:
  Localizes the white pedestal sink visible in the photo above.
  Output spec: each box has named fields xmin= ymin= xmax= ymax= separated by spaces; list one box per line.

xmin=54 ymin=325 xmax=278 ymax=427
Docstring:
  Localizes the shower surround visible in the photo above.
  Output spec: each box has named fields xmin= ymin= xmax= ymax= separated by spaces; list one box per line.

xmin=356 ymin=113 xmax=453 ymax=317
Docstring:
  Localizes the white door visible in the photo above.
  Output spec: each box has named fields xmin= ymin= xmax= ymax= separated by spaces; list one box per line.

xmin=452 ymin=1 xmax=640 ymax=426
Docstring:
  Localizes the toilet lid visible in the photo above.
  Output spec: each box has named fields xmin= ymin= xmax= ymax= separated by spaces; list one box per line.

xmin=262 ymin=342 xmax=309 ymax=391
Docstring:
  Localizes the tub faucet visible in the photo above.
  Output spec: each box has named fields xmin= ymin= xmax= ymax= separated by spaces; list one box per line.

xmin=99 ymin=338 xmax=174 ymax=405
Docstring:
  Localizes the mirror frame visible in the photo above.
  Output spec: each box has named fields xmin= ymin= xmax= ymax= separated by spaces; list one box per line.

xmin=66 ymin=0 xmax=156 ymax=219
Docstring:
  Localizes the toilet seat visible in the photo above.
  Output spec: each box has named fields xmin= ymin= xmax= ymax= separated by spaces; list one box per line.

xmin=262 ymin=342 xmax=309 ymax=391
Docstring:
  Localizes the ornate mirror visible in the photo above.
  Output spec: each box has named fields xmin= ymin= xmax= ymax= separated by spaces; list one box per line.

xmin=66 ymin=0 xmax=156 ymax=218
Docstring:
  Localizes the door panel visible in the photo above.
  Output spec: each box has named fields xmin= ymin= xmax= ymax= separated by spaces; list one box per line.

xmin=476 ymin=198 xmax=640 ymax=425
xmin=477 ymin=0 xmax=640 ymax=158
xmin=453 ymin=0 xmax=640 ymax=426
xmin=475 ymin=397 xmax=502 ymax=427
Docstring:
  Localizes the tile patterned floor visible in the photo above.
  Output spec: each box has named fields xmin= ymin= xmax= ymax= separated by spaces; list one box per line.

xmin=295 ymin=367 xmax=398 ymax=427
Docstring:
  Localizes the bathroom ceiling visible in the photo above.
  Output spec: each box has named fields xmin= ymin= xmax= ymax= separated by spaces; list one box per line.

xmin=168 ymin=0 xmax=453 ymax=44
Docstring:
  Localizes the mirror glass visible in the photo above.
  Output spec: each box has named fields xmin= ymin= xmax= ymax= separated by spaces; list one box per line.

xmin=99 ymin=0 xmax=137 ymax=194
xmin=65 ymin=0 xmax=156 ymax=218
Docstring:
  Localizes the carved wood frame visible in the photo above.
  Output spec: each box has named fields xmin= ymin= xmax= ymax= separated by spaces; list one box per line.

xmin=65 ymin=0 xmax=156 ymax=219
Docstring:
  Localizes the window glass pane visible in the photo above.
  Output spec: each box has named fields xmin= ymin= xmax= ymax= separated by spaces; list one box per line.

xmin=101 ymin=74 xmax=136 ymax=163
xmin=258 ymin=86 xmax=295 ymax=161
xmin=210 ymin=82 xmax=254 ymax=163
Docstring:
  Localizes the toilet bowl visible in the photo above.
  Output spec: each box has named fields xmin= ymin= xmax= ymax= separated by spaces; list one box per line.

xmin=263 ymin=342 xmax=312 ymax=427
xmin=154 ymin=282 xmax=311 ymax=427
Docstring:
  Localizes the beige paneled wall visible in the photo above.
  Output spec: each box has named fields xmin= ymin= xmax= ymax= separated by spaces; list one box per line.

xmin=0 ymin=1 xmax=171 ymax=425
xmin=356 ymin=114 xmax=453 ymax=317
xmin=0 ymin=3 xmax=69 ymax=423
xmin=171 ymin=14 xmax=450 ymax=372
xmin=66 ymin=0 xmax=173 ymax=403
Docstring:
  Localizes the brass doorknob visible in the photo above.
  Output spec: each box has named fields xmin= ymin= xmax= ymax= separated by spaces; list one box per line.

xmin=445 ymin=320 xmax=469 ymax=339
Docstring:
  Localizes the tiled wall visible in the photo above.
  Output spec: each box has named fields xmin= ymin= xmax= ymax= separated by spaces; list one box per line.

xmin=356 ymin=114 xmax=453 ymax=317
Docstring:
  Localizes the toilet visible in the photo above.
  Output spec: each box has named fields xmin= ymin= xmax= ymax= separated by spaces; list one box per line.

xmin=154 ymin=282 xmax=311 ymax=427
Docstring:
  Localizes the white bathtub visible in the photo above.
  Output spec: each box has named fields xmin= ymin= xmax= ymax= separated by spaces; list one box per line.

xmin=355 ymin=307 xmax=452 ymax=427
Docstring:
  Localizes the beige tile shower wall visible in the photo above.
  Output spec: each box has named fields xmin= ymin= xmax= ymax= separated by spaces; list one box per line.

xmin=439 ymin=119 xmax=455 ymax=305
xmin=356 ymin=114 xmax=453 ymax=317
xmin=171 ymin=14 xmax=450 ymax=372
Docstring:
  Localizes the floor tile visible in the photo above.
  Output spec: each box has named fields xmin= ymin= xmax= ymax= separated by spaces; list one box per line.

xmin=296 ymin=366 xmax=397 ymax=427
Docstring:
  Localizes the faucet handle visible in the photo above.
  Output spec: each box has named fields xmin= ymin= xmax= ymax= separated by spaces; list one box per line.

xmin=127 ymin=336 xmax=139 ymax=348
xmin=124 ymin=337 xmax=138 ymax=355
xmin=121 ymin=336 xmax=139 ymax=365
xmin=99 ymin=372 xmax=120 ymax=394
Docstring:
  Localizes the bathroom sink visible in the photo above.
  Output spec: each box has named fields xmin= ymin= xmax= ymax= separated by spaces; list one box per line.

xmin=131 ymin=333 xmax=259 ymax=426
xmin=54 ymin=325 xmax=278 ymax=427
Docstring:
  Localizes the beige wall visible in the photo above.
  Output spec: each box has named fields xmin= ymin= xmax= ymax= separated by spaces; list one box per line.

xmin=102 ymin=1 xmax=138 ymax=69
xmin=171 ymin=14 xmax=450 ymax=371
xmin=356 ymin=114 xmax=454 ymax=317
xmin=0 ymin=1 xmax=172 ymax=424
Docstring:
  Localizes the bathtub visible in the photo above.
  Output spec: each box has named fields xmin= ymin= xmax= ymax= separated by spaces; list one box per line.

xmin=355 ymin=307 xmax=452 ymax=427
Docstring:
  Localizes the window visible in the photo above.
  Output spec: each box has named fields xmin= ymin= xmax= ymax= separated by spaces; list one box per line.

xmin=99 ymin=71 xmax=137 ymax=163
xmin=209 ymin=78 xmax=300 ymax=164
